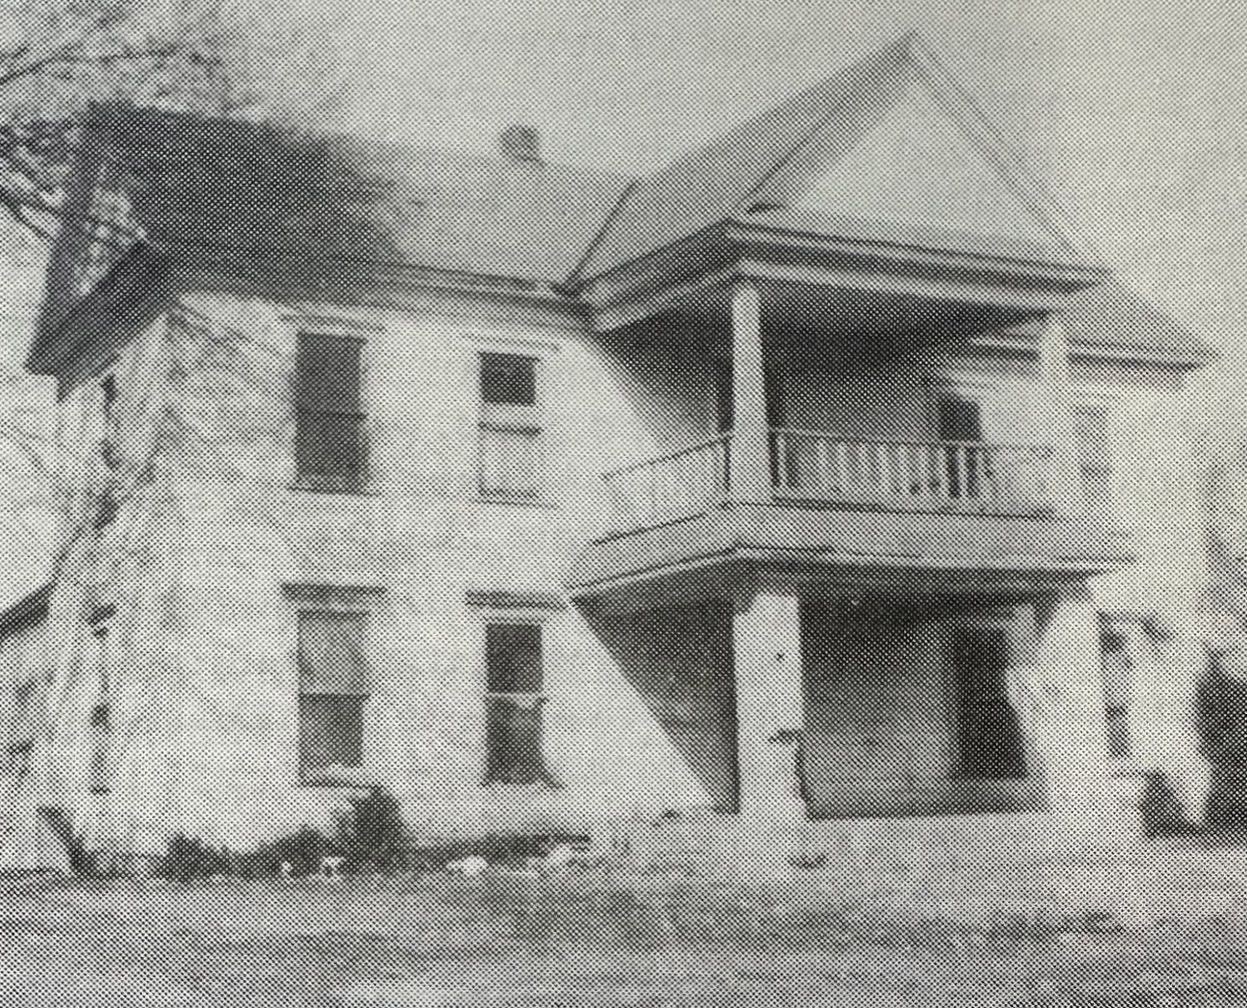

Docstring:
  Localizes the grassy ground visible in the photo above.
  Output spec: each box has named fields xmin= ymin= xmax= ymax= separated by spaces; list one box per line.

xmin=2 ymin=840 xmax=1247 ymax=1007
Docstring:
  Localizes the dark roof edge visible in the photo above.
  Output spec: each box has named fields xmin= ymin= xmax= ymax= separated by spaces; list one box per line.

xmin=1068 ymin=337 xmax=1219 ymax=371
xmin=0 ymin=583 xmax=52 ymax=639
xmin=25 ymin=242 xmax=173 ymax=381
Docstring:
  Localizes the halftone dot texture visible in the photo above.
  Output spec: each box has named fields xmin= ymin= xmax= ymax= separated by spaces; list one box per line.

xmin=0 ymin=13 xmax=1233 ymax=1008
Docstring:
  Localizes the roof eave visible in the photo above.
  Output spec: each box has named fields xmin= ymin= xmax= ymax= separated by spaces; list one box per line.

xmin=726 ymin=218 xmax=1110 ymax=294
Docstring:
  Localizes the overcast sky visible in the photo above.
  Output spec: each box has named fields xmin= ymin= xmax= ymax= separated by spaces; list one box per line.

xmin=263 ymin=0 xmax=1243 ymax=349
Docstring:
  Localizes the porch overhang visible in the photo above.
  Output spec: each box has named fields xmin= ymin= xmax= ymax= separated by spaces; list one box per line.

xmin=563 ymin=503 xmax=1133 ymax=612
xmin=571 ymin=216 xmax=1110 ymax=333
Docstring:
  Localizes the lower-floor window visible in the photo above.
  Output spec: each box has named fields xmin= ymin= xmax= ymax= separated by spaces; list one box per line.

xmin=297 ymin=609 xmax=369 ymax=784
xmin=483 ymin=622 xmax=551 ymax=785
xmin=298 ymin=695 xmax=366 ymax=776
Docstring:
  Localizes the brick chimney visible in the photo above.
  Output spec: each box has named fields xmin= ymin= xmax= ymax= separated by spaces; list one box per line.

xmin=498 ymin=124 xmax=542 ymax=164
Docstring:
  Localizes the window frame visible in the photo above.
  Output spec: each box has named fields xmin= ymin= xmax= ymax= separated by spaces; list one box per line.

xmin=290 ymin=329 xmax=371 ymax=496
xmin=475 ymin=350 xmax=545 ymax=504
xmin=283 ymin=584 xmax=385 ymax=788
xmin=469 ymin=602 xmax=562 ymax=789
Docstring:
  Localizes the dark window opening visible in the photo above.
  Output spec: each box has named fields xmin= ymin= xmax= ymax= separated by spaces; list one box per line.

xmin=100 ymin=374 xmax=118 ymax=416
xmin=938 ymin=397 xmax=984 ymax=442
xmin=89 ymin=701 xmax=110 ymax=794
xmin=1099 ymin=627 xmax=1133 ymax=760
xmin=293 ymin=333 xmax=367 ymax=493
xmin=480 ymin=353 xmax=536 ymax=406
xmin=484 ymin=623 xmax=550 ymax=785
xmin=477 ymin=352 xmax=541 ymax=500
xmin=938 ymin=396 xmax=984 ymax=499
xmin=299 ymin=695 xmax=365 ymax=777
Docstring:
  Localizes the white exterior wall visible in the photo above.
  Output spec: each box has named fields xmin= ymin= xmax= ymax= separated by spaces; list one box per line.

xmin=1086 ymin=359 xmax=1215 ymax=821
xmin=101 ymin=293 xmax=717 ymax=850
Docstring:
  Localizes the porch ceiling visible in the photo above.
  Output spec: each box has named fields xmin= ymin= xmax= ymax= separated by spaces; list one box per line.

xmin=603 ymin=279 xmax=1039 ymax=360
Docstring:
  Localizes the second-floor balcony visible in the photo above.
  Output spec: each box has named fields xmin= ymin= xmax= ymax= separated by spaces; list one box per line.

xmin=603 ymin=429 xmax=1053 ymax=532
xmin=567 ymin=422 xmax=1129 ymax=605
xmin=565 ymin=283 xmax=1133 ymax=605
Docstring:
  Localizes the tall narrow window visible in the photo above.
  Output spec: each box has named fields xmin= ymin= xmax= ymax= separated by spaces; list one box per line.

xmin=478 ymin=352 xmax=541 ymax=501
xmin=483 ymin=622 xmax=550 ymax=785
xmin=297 ymin=609 xmax=369 ymax=783
xmin=293 ymin=333 xmax=367 ymax=493
xmin=1099 ymin=627 xmax=1133 ymax=761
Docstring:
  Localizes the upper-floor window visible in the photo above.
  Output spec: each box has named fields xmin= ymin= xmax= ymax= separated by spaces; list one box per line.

xmin=293 ymin=333 xmax=367 ymax=493
xmin=478 ymin=352 xmax=541 ymax=502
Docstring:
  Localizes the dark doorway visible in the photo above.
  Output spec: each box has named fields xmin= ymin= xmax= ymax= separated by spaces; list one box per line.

xmin=948 ymin=627 xmax=1027 ymax=780
xmin=938 ymin=395 xmax=983 ymax=500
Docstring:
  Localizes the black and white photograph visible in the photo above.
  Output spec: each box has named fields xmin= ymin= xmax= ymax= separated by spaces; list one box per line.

xmin=0 ymin=0 xmax=1243 ymax=1003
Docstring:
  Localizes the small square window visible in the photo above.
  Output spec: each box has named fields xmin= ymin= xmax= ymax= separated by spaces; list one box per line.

xmin=480 ymin=353 xmax=536 ymax=406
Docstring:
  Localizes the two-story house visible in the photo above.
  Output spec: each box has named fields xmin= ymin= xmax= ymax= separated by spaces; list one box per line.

xmin=0 ymin=35 xmax=1214 ymax=871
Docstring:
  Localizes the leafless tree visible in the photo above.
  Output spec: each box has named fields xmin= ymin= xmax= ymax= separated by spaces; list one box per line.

xmin=0 ymin=0 xmax=342 ymax=241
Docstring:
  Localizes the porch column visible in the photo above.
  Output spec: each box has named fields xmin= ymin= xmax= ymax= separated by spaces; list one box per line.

xmin=733 ymin=592 xmax=806 ymax=820
xmin=1032 ymin=585 xmax=1127 ymax=845
xmin=729 ymin=282 xmax=771 ymax=503
xmin=1039 ymin=315 xmax=1083 ymax=517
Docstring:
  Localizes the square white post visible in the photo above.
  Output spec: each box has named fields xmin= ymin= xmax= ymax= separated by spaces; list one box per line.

xmin=733 ymin=592 xmax=806 ymax=821
xmin=729 ymin=282 xmax=772 ymax=503
xmin=1039 ymin=315 xmax=1084 ymax=518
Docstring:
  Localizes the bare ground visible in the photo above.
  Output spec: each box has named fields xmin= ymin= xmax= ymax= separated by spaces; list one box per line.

xmin=1 ymin=839 xmax=1246 ymax=1007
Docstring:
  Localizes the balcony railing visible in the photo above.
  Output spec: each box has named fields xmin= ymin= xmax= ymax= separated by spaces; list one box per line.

xmin=771 ymin=429 xmax=1052 ymax=514
xmin=603 ymin=430 xmax=1052 ymax=528
xmin=603 ymin=434 xmax=730 ymax=528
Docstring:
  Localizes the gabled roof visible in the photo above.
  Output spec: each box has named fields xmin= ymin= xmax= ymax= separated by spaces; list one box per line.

xmin=572 ymin=34 xmax=1093 ymax=283
xmin=73 ymin=104 xmax=632 ymax=287
xmin=1062 ymin=279 xmax=1216 ymax=368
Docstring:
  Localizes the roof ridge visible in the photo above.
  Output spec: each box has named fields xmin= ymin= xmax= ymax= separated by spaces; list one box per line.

xmin=738 ymin=34 xmax=917 ymax=214
xmin=904 ymin=39 xmax=1083 ymax=256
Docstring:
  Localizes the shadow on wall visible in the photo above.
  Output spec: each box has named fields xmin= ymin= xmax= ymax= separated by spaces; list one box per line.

xmin=579 ymin=600 xmax=740 ymax=814
xmin=1194 ymin=644 xmax=1247 ymax=833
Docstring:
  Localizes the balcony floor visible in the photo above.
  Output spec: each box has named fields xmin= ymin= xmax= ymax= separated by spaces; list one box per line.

xmin=564 ymin=500 xmax=1133 ymax=605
